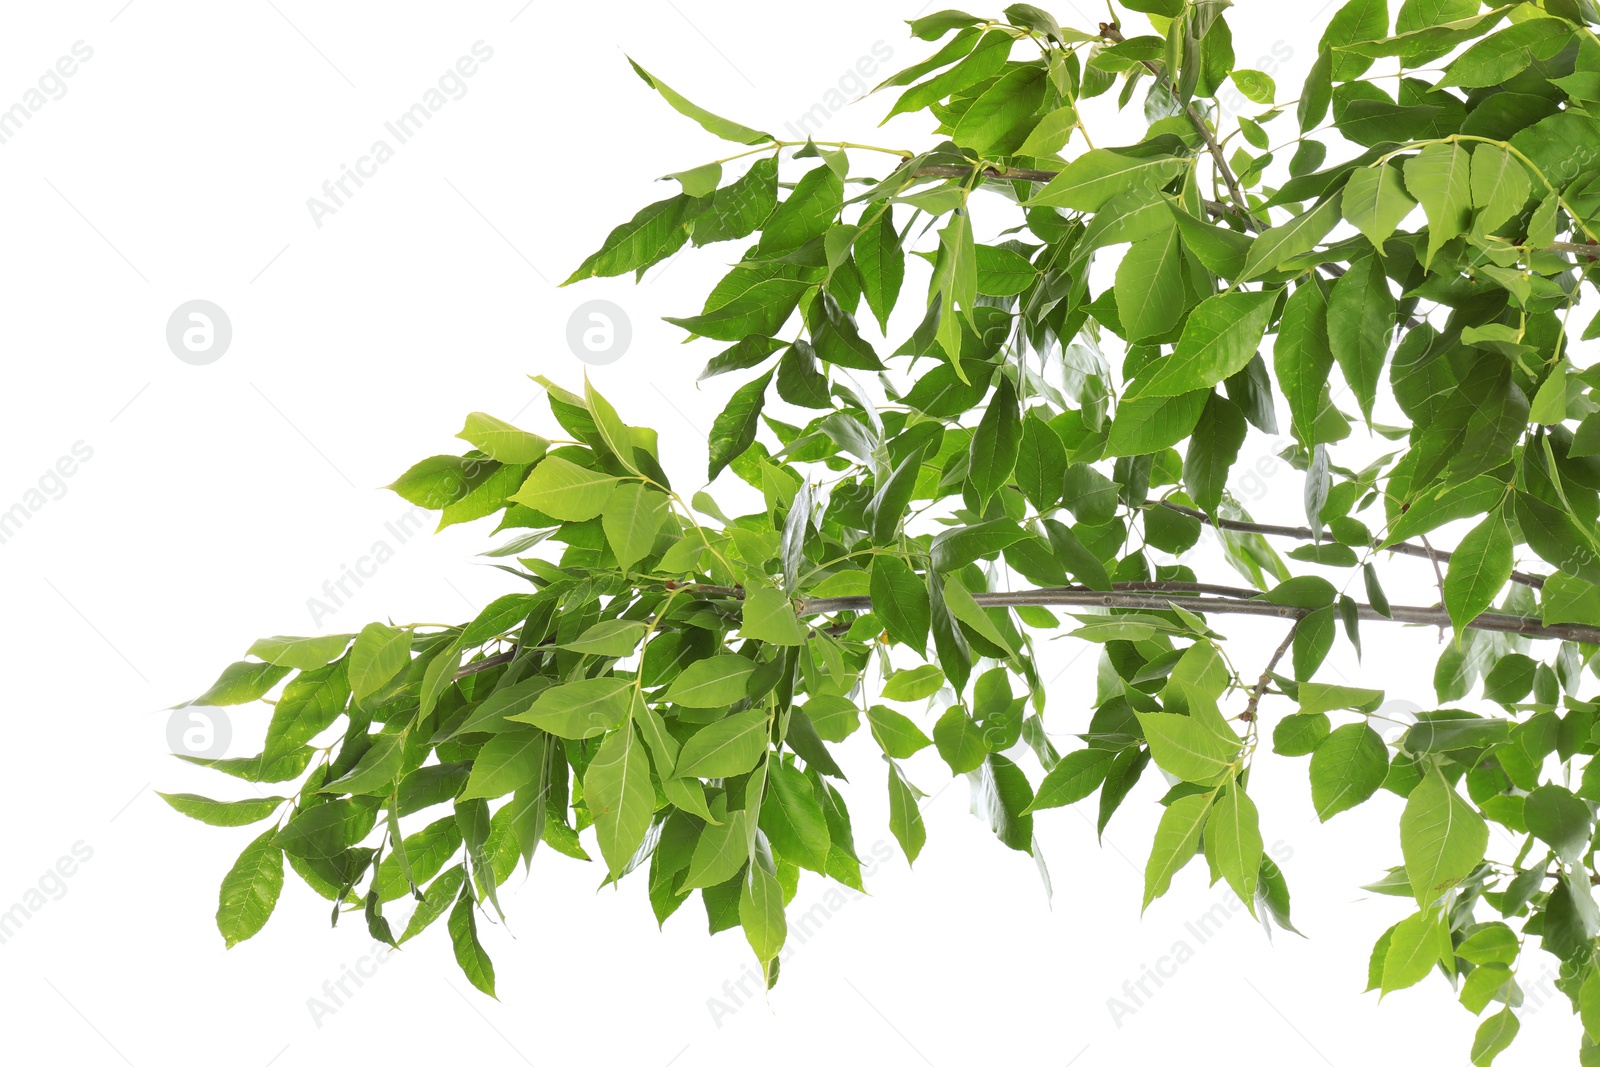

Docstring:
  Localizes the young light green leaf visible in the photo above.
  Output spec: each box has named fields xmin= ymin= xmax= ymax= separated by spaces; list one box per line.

xmin=246 ymin=633 xmax=354 ymax=671
xmin=740 ymin=587 xmax=806 ymax=646
xmin=510 ymin=456 xmax=619 ymax=522
xmin=456 ymin=412 xmax=549 ymax=465
xmin=866 ymin=705 xmax=933 ymax=759
xmin=347 ymin=620 xmax=409 ymax=703
xmin=1309 ymin=722 xmax=1388 ymax=821
xmin=1209 ymin=779 xmax=1263 ymax=914
xmin=1142 ymin=793 xmax=1211 ymax=911
xmin=887 ymin=762 xmax=926 ymax=865
xmin=740 ymin=860 xmax=787 ymax=962
xmin=628 ymin=58 xmax=772 ymax=144
xmin=1402 ymin=768 xmax=1489 ymax=907
xmin=1134 ymin=712 xmax=1240 ymax=784
xmin=602 ymin=481 xmax=670 ymax=571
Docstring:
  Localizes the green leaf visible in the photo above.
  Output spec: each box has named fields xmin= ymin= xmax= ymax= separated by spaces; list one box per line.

xmin=1142 ymin=792 xmax=1211 ymax=911
xmin=887 ymin=762 xmax=926 ymax=865
xmin=758 ymin=762 xmax=830 ymax=871
xmin=460 ymin=727 xmax=547 ymax=801
xmin=1016 ymin=414 xmax=1067 ymax=511
xmin=855 ymin=206 xmax=904 ymax=333
xmin=708 ymin=370 xmax=774 ymax=480
xmin=952 ymin=65 xmax=1049 ymax=156
xmin=348 ymin=623 xmax=409 ymax=707
xmin=561 ymin=619 xmax=650 ymax=658
xmin=263 ymin=660 xmax=351 ymax=764
xmin=246 ymin=633 xmax=353 ymax=671
xmin=399 ymin=865 xmax=466 ymax=943
xmin=932 ymin=706 xmax=990 ymax=775
xmin=323 ymin=732 xmax=406 ymax=796
xmin=456 ymin=412 xmax=548 ymax=465
xmin=1380 ymin=909 xmax=1443 ymax=994
xmin=1124 ymin=291 xmax=1278 ymax=400
xmin=375 ymin=817 xmax=462 ymax=902
xmin=510 ymin=456 xmax=618 ymax=521
xmin=447 ymin=889 xmax=497 ymax=997
xmin=761 ymin=165 xmax=844 ymax=256
xmin=872 ymin=555 xmax=930 ymax=652
xmin=1240 ymin=193 xmax=1343 ymax=281
xmin=1210 ymin=779 xmax=1263 ymax=915
xmin=1185 ymin=394 xmax=1248 ymax=514
xmin=562 ymin=194 xmax=701 ymax=284
xmin=1327 ymin=254 xmax=1393 ymax=424
xmin=1273 ymin=713 xmax=1330 ymax=756
xmin=1524 ymin=784 xmax=1592 ymax=865
xmin=1309 ymin=723 xmax=1388 ymax=820
xmin=628 ymin=58 xmax=771 ymax=144
xmin=866 ymin=705 xmax=933 ymax=759
xmin=968 ymin=376 xmax=1022 ymax=505
xmin=665 ymin=656 xmax=758 ymax=708
xmin=676 ymin=710 xmax=769 ymax=778
xmin=739 ymin=860 xmax=787 ymax=962
xmin=1402 ymin=768 xmax=1488 ymax=907
xmin=740 ymin=587 xmax=806 ymax=646
xmin=1297 ymin=682 xmax=1384 ymax=715
xmin=586 ymin=722 xmax=656 ymax=878
xmin=1469 ymin=143 xmax=1531 ymax=238
xmin=1273 ymin=280 xmax=1336 ymax=445
xmin=881 ymin=664 xmax=946 ymax=702
xmin=886 ymin=28 xmax=1014 ymax=120
xmin=602 ymin=482 xmax=670 ymax=571
xmin=1229 ymin=69 xmax=1275 ymax=104
xmin=1116 ymin=223 xmax=1187 ymax=342
xmin=1469 ymin=1008 xmax=1519 ymax=1066
xmin=192 ymin=660 xmax=292 ymax=707
xmin=1135 ymin=711 xmax=1239 ymax=784
xmin=1438 ymin=18 xmax=1567 ymax=89
xmin=1342 ymin=163 xmax=1415 ymax=251
xmin=871 ymin=445 xmax=926 ymax=545
xmin=1444 ymin=512 xmax=1512 ymax=633
xmin=1403 ymin=142 xmax=1473 ymax=269
xmin=1029 ymin=149 xmax=1187 ymax=212
xmin=1025 ymin=747 xmax=1115 ymax=813
xmin=506 ymin=677 xmax=632 ymax=738
xmin=1107 ymin=389 xmax=1210 ymax=457
xmin=216 ymin=827 xmax=284 ymax=948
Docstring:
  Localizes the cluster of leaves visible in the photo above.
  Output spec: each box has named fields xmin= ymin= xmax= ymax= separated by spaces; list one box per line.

xmin=170 ymin=2 xmax=1600 ymax=1061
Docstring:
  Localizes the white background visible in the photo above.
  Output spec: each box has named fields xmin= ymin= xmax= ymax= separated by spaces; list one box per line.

xmin=0 ymin=1 xmax=1585 ymax=1064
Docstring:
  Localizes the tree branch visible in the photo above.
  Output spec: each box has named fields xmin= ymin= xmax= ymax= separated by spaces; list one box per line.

xmin=1242 ymin=622 xmax=1298 ymax=722
xmin=796 ymin=584 xmax=1600 ymax=644
xmin=1158 ymin=501 xmax=1547 ymax=590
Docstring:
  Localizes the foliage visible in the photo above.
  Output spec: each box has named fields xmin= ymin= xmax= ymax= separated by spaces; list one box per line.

xmin=170 ymin=2 xmax=1600 ymax=1060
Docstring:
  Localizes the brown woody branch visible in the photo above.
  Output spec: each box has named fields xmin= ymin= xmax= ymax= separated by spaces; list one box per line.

xmin=796 ymin=584 xmax=1600 ymax=644
xmin=1242 ymin=622 xmax=1299 ymax=722
xmin=1158 ymin=501 xmax=1547 ymax=591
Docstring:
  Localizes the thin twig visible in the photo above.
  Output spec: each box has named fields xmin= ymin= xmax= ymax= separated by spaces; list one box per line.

xmin=1420 ymin=534 xmax=1448 ymax=641
xmin=1242 ymin=622 xmax=1299 ymax=722
xmin=1100 ymin=23 xmax=1262 ymax=231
